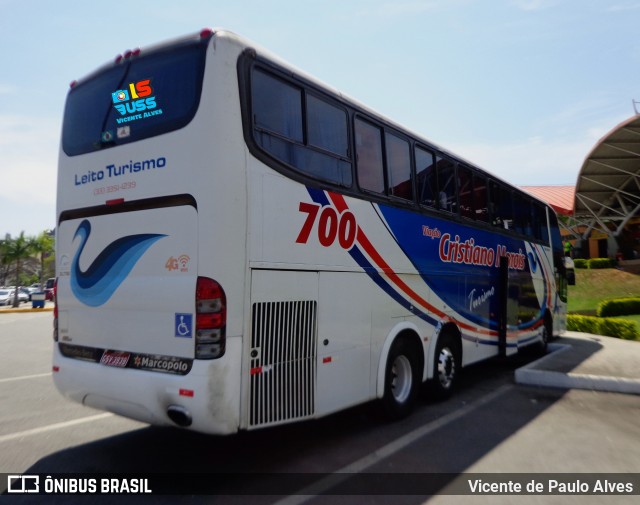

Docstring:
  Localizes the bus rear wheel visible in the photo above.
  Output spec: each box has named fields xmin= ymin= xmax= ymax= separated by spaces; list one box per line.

xmin=427 ymin=331 xmax=460 ymax=401
xmin=536 ymin=316 xmax=552 ymax=355
xmin=382 ymin=338 xmax=418 ymax=420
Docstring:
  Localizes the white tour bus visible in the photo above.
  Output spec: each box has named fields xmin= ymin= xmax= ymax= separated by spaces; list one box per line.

xmin=54 ymin=29 xmax=567 ymax=434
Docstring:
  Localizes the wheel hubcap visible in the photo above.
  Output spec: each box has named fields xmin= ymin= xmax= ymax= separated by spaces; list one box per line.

xmin=391 ymin=355 xmax=412 ymax=403
xmin=437 ymin=347 xmax=455 ymax=389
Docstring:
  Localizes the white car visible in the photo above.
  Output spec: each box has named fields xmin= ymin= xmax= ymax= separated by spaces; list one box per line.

xmin=0 ymin=289 xmax=16 ymax=306
xmin=0 ymin=288 xmax=28 ymax=306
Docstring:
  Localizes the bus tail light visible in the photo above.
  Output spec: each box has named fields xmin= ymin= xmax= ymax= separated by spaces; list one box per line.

xmin=195 ymin=277 xmax=226 ymax=359
xmin=53 ymin=277 xmax=59 ymax=342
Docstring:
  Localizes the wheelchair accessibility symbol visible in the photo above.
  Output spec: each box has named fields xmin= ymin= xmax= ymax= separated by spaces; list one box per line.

xmin=175 ymin=313 xmax=193 ymax=338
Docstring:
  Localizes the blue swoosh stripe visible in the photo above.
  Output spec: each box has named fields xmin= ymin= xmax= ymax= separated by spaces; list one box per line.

xmin=71 ymin=220 xmax=165 ymax=307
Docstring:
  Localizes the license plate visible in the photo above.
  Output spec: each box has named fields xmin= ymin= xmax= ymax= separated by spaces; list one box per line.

xmin=100 ymin=350 xmax=130 ymax=368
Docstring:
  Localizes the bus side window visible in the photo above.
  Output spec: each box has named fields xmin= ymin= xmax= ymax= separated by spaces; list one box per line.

xmin=532 ymin=203 xmax=546 ymax=241
xmin=458 ymin=164 xmax=474 ymax=219
xmin=514 ymin=199 xmax=532 ymax=236
xmin=305 ymin=94 xmax=352 ymax=186
xmin=415 ymin=146 xmax=437 ymax=208
xmin=355 ymin=118 xmax=385 ymax=194
xmin=307 ymin=94 xmax=349 ymax=158
xmin=489 ymin=181 xmax=513 ymax=229
xmin=252 ymin=68 xmax=353 ymax=187
xmin=474 ymin=174 xmax=489 ymax=222
xmin=385 ymin=132 xmax=412 ymax=200
xmin=436 ymin=157 xmax=456 ymax=213
xmin=252 ymin=69 xmax=303 ymax=144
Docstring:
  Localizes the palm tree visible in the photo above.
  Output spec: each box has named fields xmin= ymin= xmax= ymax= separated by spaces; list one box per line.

xmin=30 ymin=231 xmax=55 ymax=288
xmin=2 ymin=233 xmax=34 ymax=307
xmin=0 ymin=237 xmax=10 ymax=286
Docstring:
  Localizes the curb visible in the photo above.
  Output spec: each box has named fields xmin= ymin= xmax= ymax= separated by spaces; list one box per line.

xmin=0 ymin=307 xmax=54 ymax=314
xmin=515 ymin=343 xmax=640 ymax=395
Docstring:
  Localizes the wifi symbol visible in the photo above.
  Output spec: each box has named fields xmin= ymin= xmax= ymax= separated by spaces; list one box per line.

xmin=178 ymin=254 xmax=190 ymax=271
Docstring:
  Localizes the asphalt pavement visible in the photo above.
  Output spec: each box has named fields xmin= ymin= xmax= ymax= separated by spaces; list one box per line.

xmin=1 ymin=310 xmax=638 ymax=503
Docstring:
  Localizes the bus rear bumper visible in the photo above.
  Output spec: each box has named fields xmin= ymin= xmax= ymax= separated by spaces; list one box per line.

xmin=52 ymin=338 xmax=242 ymax=435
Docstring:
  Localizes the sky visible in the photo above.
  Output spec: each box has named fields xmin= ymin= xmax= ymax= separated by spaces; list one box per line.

xmin=1 ymin=0 xmax=639 ymax=237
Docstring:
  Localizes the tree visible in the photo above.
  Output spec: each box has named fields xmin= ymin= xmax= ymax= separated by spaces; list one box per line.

xmin=0 ymin=237 xmax=10 ymax=286
xmin=30 ymin=231 xmax=55 ymax=287
xmin=1 ymin=233 xmax=35 ymax=307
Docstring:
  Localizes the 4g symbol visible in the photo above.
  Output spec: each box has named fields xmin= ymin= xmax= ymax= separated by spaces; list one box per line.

xmin=296 ymin=202 xmax=358 ymax=250
xmin=165 ymin=254 xmax=190 ymax=272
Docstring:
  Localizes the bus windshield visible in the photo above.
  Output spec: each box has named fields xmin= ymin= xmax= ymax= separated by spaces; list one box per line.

xmin=62 ymin=38 xmax=207 ymax=156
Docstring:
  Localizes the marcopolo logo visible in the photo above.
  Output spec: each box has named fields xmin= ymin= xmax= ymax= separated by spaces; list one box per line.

xmin=111 ymin=79 xmax=162 ymax=122
xmin=132 ymin=355 xmax=191 ymax=374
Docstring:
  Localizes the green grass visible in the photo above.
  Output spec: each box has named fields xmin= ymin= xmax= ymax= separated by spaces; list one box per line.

xmin=568 ymin=268 xmax=640 ymax=314
xmin=568 ymin=268 xmax=640 ymax=335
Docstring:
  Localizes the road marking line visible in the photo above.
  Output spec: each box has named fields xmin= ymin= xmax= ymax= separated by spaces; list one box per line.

xmin=0 ymin=372 xmax=51 ymax=384
xmin=0 ymin=413 xmax=114 ymax=444
xmin=274 ymin=383 xmax=513 ymax=504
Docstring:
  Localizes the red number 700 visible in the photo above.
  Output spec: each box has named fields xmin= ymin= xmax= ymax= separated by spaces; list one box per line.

xmin=296 ymin=202 xmax=357 ymax=250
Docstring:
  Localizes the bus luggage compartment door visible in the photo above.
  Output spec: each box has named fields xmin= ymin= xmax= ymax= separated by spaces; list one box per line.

xmin=55 ymin=204 xmax=198 ymax=359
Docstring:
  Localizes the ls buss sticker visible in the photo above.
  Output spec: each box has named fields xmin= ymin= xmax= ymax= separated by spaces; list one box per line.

xmin=111 ymin=78 xmax=163 ymax=124
xmin=175 ymin=313 xmax=193 ymax=338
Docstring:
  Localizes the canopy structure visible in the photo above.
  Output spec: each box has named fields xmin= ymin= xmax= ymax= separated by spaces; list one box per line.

xmin=518 ymin=116 xmax=640 ymax=258
xmin=574 ymin=115 xmax=640 ymax=238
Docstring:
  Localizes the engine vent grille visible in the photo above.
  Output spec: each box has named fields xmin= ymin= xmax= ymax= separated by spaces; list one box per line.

xmin=249 ymin=301 xmax=317 ymax=427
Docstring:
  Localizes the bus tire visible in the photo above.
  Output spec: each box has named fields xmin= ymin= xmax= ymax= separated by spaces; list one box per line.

xmin=536 ymin=314 xmax=552 ymax=355
xmin=427 ymin=330 xmax=460 ymax=401
xmin=381 ymin=337 xmax=419 ymax=420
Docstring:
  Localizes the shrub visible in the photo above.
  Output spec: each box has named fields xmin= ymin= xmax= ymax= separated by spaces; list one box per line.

xmin=573 ymin=258 xmax=588 ymax=269
xmin=567 ymin=314 xmax=639 ymax=341
xmin=598 ymin=318 xmax=638 ymax=341
xmin=597 ymin=298 xmax=640 ymax=317
xmin=567 ymin=314 xmax=600 ymax=334
xmin=569 ymin=258 xmax=614 ymax=269
xmin=588 ymin=258 xmax=615 ymax=269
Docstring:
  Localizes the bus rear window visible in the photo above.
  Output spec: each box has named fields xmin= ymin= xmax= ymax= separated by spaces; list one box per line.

xmin=62 ymin=39 xmax=207 ymax=156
